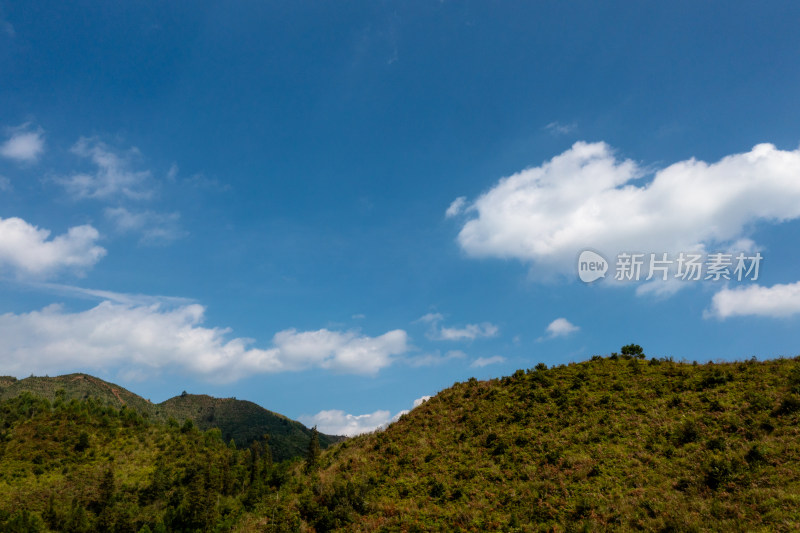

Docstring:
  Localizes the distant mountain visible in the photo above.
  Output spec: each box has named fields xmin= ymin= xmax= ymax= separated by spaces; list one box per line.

xmin=0 ymin=373 xmax=154 ymax=413
xmin=159 ymin=393 xmax=343 ymax=462
xmin=0 ymin=373 xmax=342 ymax=462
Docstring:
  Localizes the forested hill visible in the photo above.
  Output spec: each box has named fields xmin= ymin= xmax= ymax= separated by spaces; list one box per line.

xmin=0 ymin=373 xmax=342 ymax=461
xmin=295 ymin=353 xmax=800 ymax=531
xmin=159 ymin=393 xmax=343 ymax=461
xmin=2 ymin=354 xmax=800 ymax=531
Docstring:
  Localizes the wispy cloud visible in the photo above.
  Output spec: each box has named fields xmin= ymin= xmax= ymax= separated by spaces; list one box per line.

xmin=57 ymin=137 xmax=154 ymax=200
xmin=445 ymin=196 xmax=467 ymax=218
xmin=0 ymin=124 xmax=45 ymax=163
xmin=405 ymin=349 xmax=466 ymax=367
xmin=25 ymin=282 xmax=195 ymax=308
xmin=104 ymin=207 xmax=186 ymax=245
xmin=470 ymin=355 xmax=505 ymax=368
xmin=0 ymin=11 xmax=13 ymax=38
xmin=544 ymin=121 xmax=577 ymax=136
xmin=417 ymin=312 xmax=499 ymax=341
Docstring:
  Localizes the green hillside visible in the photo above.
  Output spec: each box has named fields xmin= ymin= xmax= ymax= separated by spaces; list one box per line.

xmin=0 ymin=391 xmax=276 ymax=532
xmin=0 ymin=373 xmax=341 ymax=462
xmin=159 ymin=393 xmax=342 ymax=462
xmin=0 ymin=374 xmax=155 ymax=414
xmin=276 ymin=353 xmax=800 ymax=531
xmin=3 ymin=352 xmax=800 ymax=532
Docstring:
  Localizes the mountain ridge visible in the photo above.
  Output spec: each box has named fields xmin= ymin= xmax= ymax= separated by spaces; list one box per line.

xmin=0 ymin=372 xmax=343 ymax=461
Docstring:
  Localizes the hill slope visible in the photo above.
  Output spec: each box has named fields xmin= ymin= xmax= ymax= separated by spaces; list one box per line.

xmin=3 ymin=355 xmax=800 ymax=531
xmin=279 ymin=355 xmax=800 ymax=531
xmin=160 ymin=393 xmax=342 ymax=462
xmin=0 ymin=373 xmax=154 ymax=413
xmin=0 ymin=373 xmax=341 ymax=462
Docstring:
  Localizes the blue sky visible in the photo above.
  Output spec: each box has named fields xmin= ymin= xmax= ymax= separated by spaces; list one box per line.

xmin=2 ymin=2 xmax=800 ymax=436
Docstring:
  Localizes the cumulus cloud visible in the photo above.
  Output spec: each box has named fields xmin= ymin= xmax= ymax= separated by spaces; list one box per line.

xmin=470 ymin=355 xmax=506 ymax=368
xmin=543 ymin=317 xmax=579 ymax=339
xmin=417 ymin=312 xmax=498 ymax=341
xmin=706 ymin=281 xmax=800 ymax=319
xmin=0 ymin=301 xmax=409 ymax=381
xmin=299 ymin=409 xmax=394 ymax=437
xmin=0 ymin=217 xmax=106 ymax=277
xmin=0 ymin=124 xmax=45 ymax=162
xmin=300 ymin=395 xmax=432 ymax=436
xmin=271 ymin=327 xmax=408 ymax=375
xmin=104 ymin=207 xmax=185 ymax=245
xmin=57 ymin=138 xmax=154 ymax=200
xmin=452 ymin=142 xmax=800 ymax=277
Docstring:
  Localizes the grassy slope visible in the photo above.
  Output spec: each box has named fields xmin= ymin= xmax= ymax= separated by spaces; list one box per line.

xmin=279 ymin=356 xmax=800 ymax=532
xmin=0 ymin=374 xmax=341 ymax=462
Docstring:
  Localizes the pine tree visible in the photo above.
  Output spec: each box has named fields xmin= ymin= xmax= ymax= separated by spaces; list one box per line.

xmin=261 ymin=434 xmax=273 ymax=475
xmin=65 ymin=499 xmax=91 ymax=533
xmin=249 ymin=441 xmax=261 ymax=484
xmin=98 ymin=466 xmax=115 ymax=509
xmin=305 ymin=426 xmax=321 ymax=473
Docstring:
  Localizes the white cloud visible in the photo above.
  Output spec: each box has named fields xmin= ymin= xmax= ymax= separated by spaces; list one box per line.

xmin=166 ymin=163 xmax=179 ymax=181
xmin=271 ymin=327 xmax=408 ymax=375
xmin=0 ymin=301 xmax=409 ymax=381
xmin=300 ymin=394 xmax=432 ymax=436
xmin=452 ymin=142 xmax=800 ymax=278
xmin=417 ymin=312 xmax=498 ymax=341
xmin=544 ymin=121 xmax=576 ymax=136
xmin=26 ymin=283 xmax=195 ymax=307
xmin=544 ymin=317 xmax=579 ymax=338
xmin=706 ymin=281 xmax=800 ymax=319
xmin=412 ymin=395 xmax=431 ymax=408
xmin=445 ymin=196 xmax=467 ymax=218
xmin=416 ymin=312 xmax=444 ymax=323
xmin=470 ymin=355 xmax=506 ymax=368
xmin=57 ymin=138 xmax=154 ymax=200
xmin=0 ymin=125 xmax=45 ymax=162
xmin=437 ymin=323 xmax=499 ymax=341
xmin=0 ymin=217 xmax=106 ymax=277
xmin=299 ymin=409 xmax=394 ymax=437
xmin=104 ymin=207 xmax=185 ymax=245
xmin=406 ymin=349 xmax=466 ymax=367
xmin=0 ymin=175 xmax=10 ymax=191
